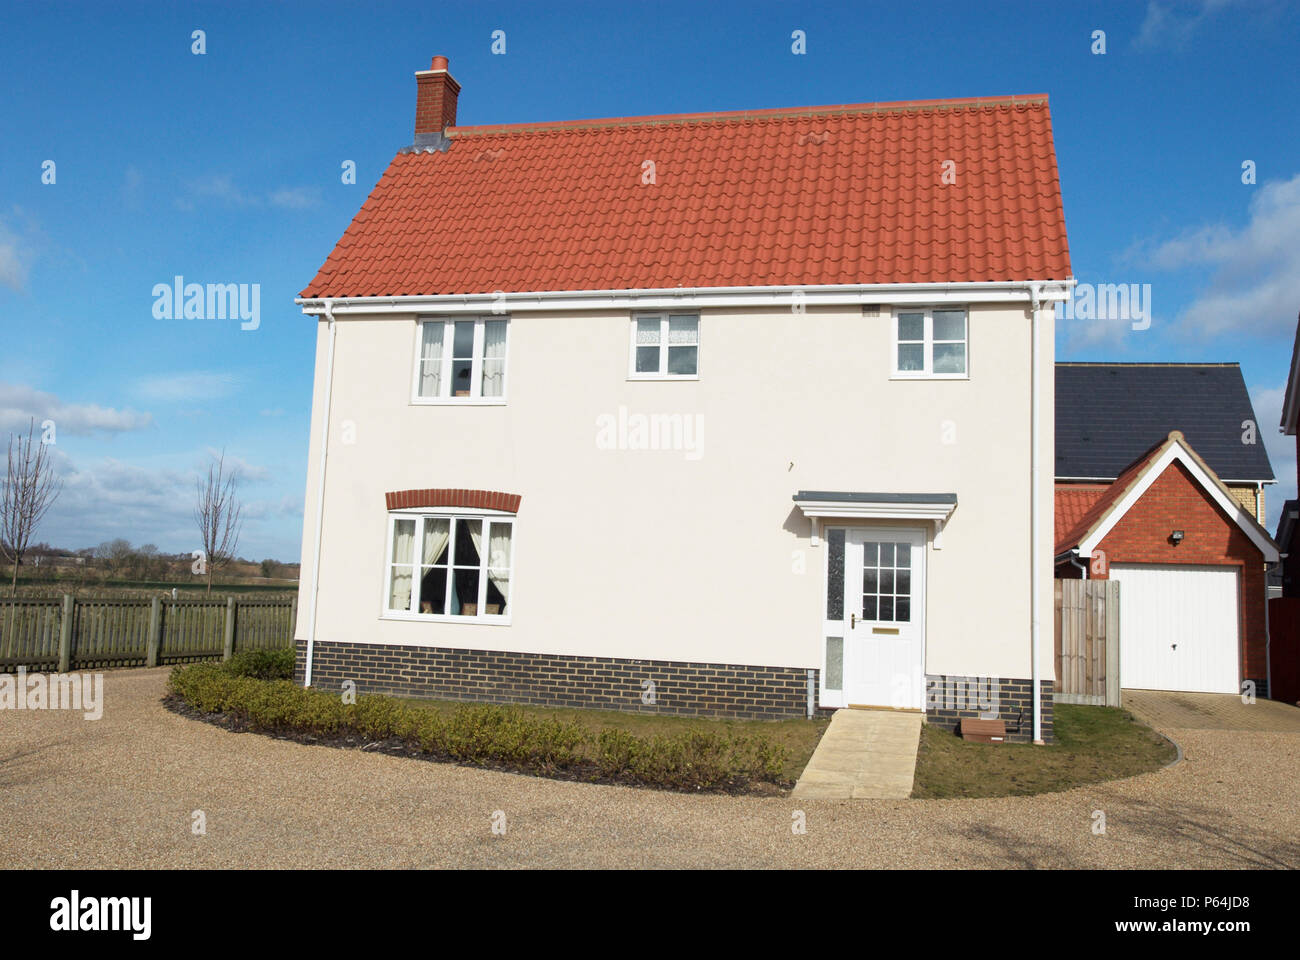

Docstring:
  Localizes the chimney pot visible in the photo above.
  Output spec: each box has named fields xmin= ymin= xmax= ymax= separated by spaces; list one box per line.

xmin=415 ymin=55 xmax=460 ymax=136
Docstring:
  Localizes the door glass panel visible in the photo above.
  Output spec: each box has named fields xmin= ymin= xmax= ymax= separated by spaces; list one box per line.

xmin=824 ymin=636 xmax=843 ymax=690
xmin=860 ymin=538 xmax=913 ymax=624
xmin=826 ymin=528 xmax=845 ymax=620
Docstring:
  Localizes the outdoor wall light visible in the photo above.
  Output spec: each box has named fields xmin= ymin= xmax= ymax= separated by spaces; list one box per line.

xmin=1170 ymin=530 xmax=1185 ymax=544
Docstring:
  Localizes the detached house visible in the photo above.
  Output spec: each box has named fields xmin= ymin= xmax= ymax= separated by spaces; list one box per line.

xmin=294 ymin=56 xmax=1073 ymax=742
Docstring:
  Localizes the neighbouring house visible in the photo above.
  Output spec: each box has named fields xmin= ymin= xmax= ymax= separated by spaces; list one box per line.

xmin=1276 ymin=315 xmax=1300 ymax=597
xmin=293 ymin=55 xmax=1074 ymax=742
xmin=1055 ymin=398 xmax=1278 ymax=694
xmin=1271 ymin=311 xmax=1300 ymax=703
xmin=1057 ymin=362 xmax=1275 ymax=524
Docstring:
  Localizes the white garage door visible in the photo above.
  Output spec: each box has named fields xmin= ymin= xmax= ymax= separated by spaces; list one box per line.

xmin=1109 ymin=564 xmax=1240 ymax=694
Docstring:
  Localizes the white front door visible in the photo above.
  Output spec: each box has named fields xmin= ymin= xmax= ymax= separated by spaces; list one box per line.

xmin=1109 ymin=563 xmax=1240 ymax=694
xmin=842 ymin=528 xmax=926 ymax=709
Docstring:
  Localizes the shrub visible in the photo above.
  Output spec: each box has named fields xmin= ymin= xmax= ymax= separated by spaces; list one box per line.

xmin=224 ymin=647 xmax=295 ymax=680
xmin=167 ymin=664 xmax=788 ymax=792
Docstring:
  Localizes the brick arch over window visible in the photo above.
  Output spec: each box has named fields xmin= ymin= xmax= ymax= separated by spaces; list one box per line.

xmin=385 ymin=488 xmax=521 ymax=513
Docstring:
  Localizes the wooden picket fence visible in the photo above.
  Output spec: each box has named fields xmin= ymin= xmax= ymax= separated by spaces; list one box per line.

xmin=0 ymin=595 xmax=296 ymax=671
xmin=1054 ymin=579 xmax=1121 ymax=706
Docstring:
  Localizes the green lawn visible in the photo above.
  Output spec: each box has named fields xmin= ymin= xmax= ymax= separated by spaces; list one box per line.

xmin=911 ymin=703 xmax=1177 ymax=799
xmin=399 ymin=697 xmax=831 ymax=783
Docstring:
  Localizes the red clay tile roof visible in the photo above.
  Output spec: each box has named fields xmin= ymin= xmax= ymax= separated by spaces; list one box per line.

xmin=1054 ymin=484 xmax=1109 ymax=551
xmin=1054 ymin=439 xmax=1167 ymax=556
xmin=302 ymin=95 xmax=1071 ymax=298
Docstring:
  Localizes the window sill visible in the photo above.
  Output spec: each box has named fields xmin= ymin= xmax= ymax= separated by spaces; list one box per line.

xmin=381 ymin=611 xmax=513 ymax=626
xmin=410 ymin=397 xmax=509 ymax=406
xmin=626 ymin=375 xmax=700 ymax=382
xmin=889 ymin=374 xmax=970 ymax=381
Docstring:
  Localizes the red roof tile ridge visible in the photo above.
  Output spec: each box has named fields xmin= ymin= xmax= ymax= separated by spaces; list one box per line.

xmin=446 ymin=93 xmax=1052 ymax=138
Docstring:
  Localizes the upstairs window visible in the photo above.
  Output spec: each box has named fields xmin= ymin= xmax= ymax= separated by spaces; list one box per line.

xmin=893 ymin=308 xmax=968 ymax=378
xmin=630 ymin=313 xmax=699 ymax=378
xmin=416 ymin=317 xmax=509 ymax=401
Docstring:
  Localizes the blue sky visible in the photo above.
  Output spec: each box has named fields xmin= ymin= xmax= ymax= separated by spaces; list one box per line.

xmin=2 ymin=0 xmax=1298 ymax=561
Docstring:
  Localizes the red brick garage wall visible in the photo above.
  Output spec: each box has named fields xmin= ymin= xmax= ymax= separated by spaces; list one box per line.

xmin=1090 ymin=461 xmax=1267 ymax=684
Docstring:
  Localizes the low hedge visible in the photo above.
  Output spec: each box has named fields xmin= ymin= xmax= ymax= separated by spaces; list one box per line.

xmin=223 ymin=648 xmax=296 ymax=680
xmin=167 ymin=662 xmax=787 ymax=792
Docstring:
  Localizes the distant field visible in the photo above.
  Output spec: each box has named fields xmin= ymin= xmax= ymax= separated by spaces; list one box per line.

xmin=5 ymin=577 xmax=299 ymax=599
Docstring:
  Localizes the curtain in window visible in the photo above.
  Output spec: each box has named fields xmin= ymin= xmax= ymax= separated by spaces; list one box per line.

xmin=419 ymin=322 xmax=444 ymax=397
xmin=421 ymin=518 xmax=450 ymax=566
xmin=389 ymin=519 xmax=416 ymax=609
xmin=467 ymin=521 xmax=512 ymax=613
xmin=480 ymin=320 xmax=507 ymax=397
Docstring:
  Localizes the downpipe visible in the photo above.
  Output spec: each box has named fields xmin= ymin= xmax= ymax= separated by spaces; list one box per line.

xmin=303 ymin=300 xmax=337 ymax=689
xmin=1030 ymin=282 xmax=1044 ymax=744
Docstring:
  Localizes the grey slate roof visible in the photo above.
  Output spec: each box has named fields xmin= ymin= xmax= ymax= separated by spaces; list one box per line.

xmin=1056 ymin=363 xmax=1274 ymax=482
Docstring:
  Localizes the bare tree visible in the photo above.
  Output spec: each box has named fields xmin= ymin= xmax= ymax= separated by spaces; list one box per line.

xmin=95 ymin=538 xmax=135 ymax=579
xmin=194 ymin=451 xmax=242 ymax=593
xmin=1 ymin=419 xmax=64 ymax=597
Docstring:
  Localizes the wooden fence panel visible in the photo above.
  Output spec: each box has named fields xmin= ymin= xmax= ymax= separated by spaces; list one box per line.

xmin=0 ymin=599 xmax=64 ymax=668
xmin=72 ymin=600 xmax=151 ymax=668
xmin=1054 ymin=579 xmax=1121 ymax=706
xmin=0 ymin=595 xmax=294 ymax=671
xmin=160 ymin=601 xmax=226 ymax=663
xmin=233 ymin=599 xmax=294 ymax=652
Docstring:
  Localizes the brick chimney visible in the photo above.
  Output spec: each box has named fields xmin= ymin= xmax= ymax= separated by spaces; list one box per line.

xmin=414 ymin=55 xmax=460 ymax=136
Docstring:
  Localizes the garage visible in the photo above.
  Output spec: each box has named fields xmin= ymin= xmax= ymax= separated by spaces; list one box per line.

xmin=1055 ymin=430 xmax=1279 ymax=697
xmin=1109 ymin=563 xmax=1240 ymax=694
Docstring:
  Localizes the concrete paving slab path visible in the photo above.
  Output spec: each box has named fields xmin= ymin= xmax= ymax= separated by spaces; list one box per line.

xmin=791 ymin=708 xmax=922 ymax=800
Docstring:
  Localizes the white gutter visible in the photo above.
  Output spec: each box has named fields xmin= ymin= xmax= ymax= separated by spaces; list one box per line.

xmin=1030 ymin=282 xmax=1045 ymax=745
xmin=296 ymin=279 xmax=1075 ymax=316
xmin=302 ymin=300 xmax=338 ymax=689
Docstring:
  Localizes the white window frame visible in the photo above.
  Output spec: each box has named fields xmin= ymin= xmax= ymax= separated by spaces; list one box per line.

xmin=412 ymin=316 xmax=510 ymax=404
xmin=627 ymin=312 xmax=700 ymax=380
xmin=381 ymin=509 xmax=515 ymax=624
xmin=891 ymin=306 xmax=969 ymax=380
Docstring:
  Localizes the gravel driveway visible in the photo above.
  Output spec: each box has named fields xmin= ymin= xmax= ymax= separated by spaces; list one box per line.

xmin=2 ymin=668 xmax=1297 ymax=869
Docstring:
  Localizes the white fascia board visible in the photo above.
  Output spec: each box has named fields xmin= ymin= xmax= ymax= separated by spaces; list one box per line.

xmin=297 ymin=279 xmax=1077 ymax=317
xmin=794 ymin=500 xmax=957 ymax=521
xmin=794 ymin=498 xmax=957 ymax=550
xmin=1078 ymin=442 xmax=1280 ymax=562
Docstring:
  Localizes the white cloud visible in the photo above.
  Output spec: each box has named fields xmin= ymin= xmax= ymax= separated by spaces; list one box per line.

xmin=1131 ymin=174 xmax=1300 ymax=337
xmin=1134 ymin=0 xmax=1239 ymax=49
xmin=268 ymin=187 xmax=321 ymax=210
xmin=134 ymin=371 xmax=238 ymax=403
xmin=0 ymin=382 xmax=153 ymax=436
xmin=0 ymin=218 xmax=30 ymax=291
xmin=201 ymin=448 xmax=271 ymax=484
xmin=177 ymin=175 xmax=320 ymax=212
xmin=35 ymin=450 xmax=298 ymax=559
